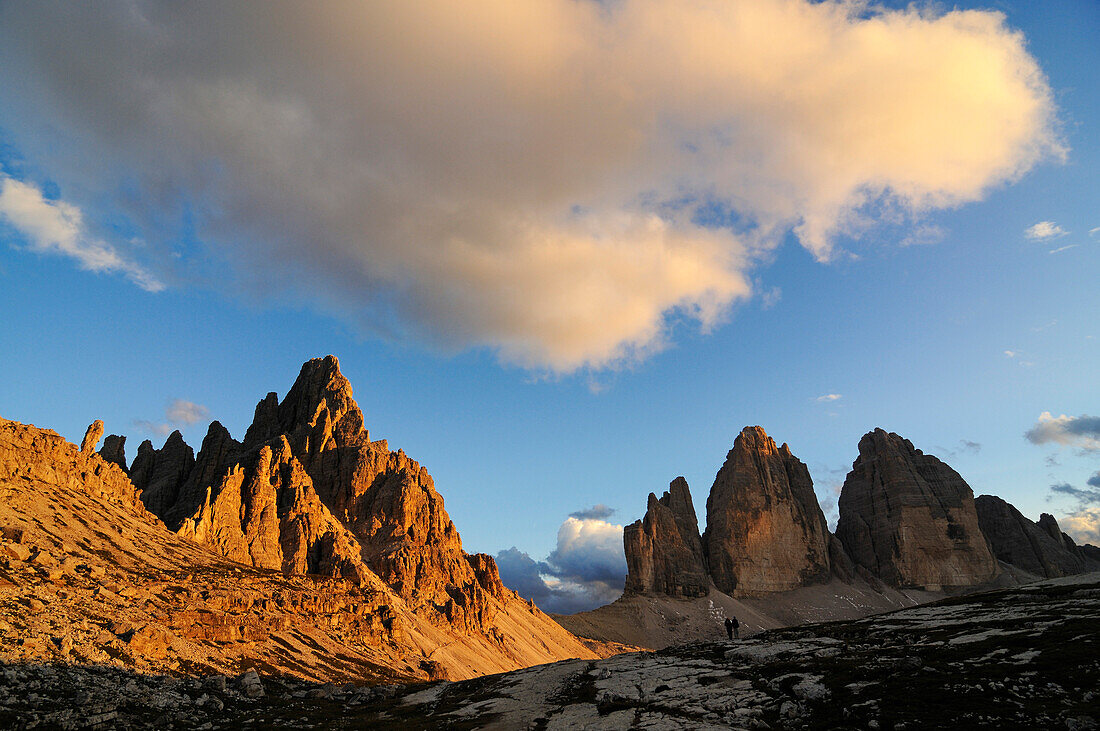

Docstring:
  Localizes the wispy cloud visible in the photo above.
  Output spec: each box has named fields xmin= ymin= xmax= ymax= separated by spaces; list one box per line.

xmin=1024 ymin=221 xmax=1068 ymax=241
xmin=0 ymin=2 xmax=1063 ymax=372
xmin=1049 ymin=244 xmax=1078 ymax=254
xmin=1025 ymin=412 xmax=1100 ymax=452
xmin=0 ymin=175 xmax=163 ymax=291
xmin=1049 ymin=482 xmax=1100 ymax=505
xmin=1004 ymin=350 xmax=1018 ymax=358
xmin=814 ymin=394 xmax=842 ymax=403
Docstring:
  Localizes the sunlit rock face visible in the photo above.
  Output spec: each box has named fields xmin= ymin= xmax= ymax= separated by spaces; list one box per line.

xmin=975 ymin=496 xmax=1089 ymax=578
xmin=703 ymin=427 xmax=832 ymax=595
xmin=836 ymin=429 xmax=998 ymax=590
xmin=130 ymin=355 xmax=512 ymax=633
xmin=624 ymin=477 xmax=709 ymax=597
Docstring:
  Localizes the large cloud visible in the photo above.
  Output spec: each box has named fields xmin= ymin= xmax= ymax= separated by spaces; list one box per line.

xmin=0 ymin=1 xmax=1061 ymax=371
xmin=1025 ymin=413 xmax=1100 ymax=451
xmin=496 ymin=514 xmax=626 ymax=614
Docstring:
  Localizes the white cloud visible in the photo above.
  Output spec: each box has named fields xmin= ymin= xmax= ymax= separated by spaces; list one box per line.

xmin=815 ymin=393 xmax=842 ymax=402
xmin=1059 ymin=509 xmax=1100 ymax=546
xmin=1090 ymin=226 xmax=1100 ymax=238
xmin=1025 ymin=412 xmax=1100 ymax=452
xmin=1003 ymin=350 xmax=1017 ymax=358
xmin=0 ymin=1 xmax=1063 ymax=372
xmin=1024 ymin=221 xmax=1068 ymax=241
xmin=0 ymin=175 xmax=163 ymax=291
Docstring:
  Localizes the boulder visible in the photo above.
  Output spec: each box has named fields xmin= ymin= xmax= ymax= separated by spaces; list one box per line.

xmin=704 ymin=427 xmax=831 ymax=595
xmin=835 ymin=429 xmax=998 ymax=589
xmin=624 ymin=477 xmax=709 ymax=597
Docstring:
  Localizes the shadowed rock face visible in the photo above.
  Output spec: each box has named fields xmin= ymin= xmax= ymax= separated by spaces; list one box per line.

xmin=129 ymin=355 xmax=513 ymax=633
xmin=624 ymin=477 xmax=709 ymax=597
xmin=835 ymin=429 xmax=998 ymax=590
xmin=704 ymin=427 xmax=832 ymax=595
xmin=975 ymin=495 xmax=1085 ymax=578
xmin=98 ymin=434 xmax=127 ymax=470
xmin=130 ymin=431 xmax=195 ymax=519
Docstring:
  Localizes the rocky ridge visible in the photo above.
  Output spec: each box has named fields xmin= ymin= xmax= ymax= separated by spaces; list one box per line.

xmin=123 ymin=356 xmax=529 ymax=637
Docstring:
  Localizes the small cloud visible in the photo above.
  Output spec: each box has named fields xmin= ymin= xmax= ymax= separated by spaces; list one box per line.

xmin=759 ymin=287 xmax=782 ymax=310
xmin=1048 ymin=244 xmax=1078 ymax=254
xmin=1031 ymin=320 xmax=1057 ymax=332
xmin=1003 ymin=350 xmax=1017 ymax=358
xmin=1024 ymin=221 xmax=1068 ymax=241
xmin=166 ymin=399 xmax=209 ymax=426
xmin=1089 ymin=226 xmax=1100 ymax=238
xmin=1088 ymin=472 xmax=1100 ymax=489
xmin=0 ymin=174 xmax=163 ymax=292
xmin=814 ymin=394 xmax=842 ymax=403
xmin=960 ymin=440 xmax=982 ymax=454
xmin=134 ymin=398 xmax=211 ymax=439
xmin=569 ymin=504 xmax=616 ymax=521
xmin=1025 ymin=412 xmax=1100 ymax=452
xmin=133 ymin=419 xmax=173 ymax=438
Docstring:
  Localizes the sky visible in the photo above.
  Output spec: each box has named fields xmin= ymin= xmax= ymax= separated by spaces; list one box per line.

xmin=0 ymin=0 xmax=1098 ymax=613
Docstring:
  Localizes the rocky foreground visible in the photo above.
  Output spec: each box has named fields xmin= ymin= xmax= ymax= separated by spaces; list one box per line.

xmin=2 ymin=573 xmax=1096 ymax=729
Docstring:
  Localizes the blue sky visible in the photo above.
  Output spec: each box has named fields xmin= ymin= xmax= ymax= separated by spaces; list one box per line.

xmin=1 ymin=1 xmax=1098 ymax=611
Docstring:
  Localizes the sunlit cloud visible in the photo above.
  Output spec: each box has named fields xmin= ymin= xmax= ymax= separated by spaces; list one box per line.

xmin=0 ymin=174 xmax=163 ymax=291
xmin=1048 ymin=244 xmax=1078 ymax=254
xmin=815 ymin=393 xmax=842 ymax=403
xmin=1059 ymin=509 xmax=1100 ymax=545
xmin=1024 ymin=221 xmax=1068 ymax=241
xmin=0 ymin=1 xmax=1063 ymax=372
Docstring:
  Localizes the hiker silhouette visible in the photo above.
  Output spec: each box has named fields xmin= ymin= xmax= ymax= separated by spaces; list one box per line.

xmin=724 ymin=616 xmax=740 ymax=639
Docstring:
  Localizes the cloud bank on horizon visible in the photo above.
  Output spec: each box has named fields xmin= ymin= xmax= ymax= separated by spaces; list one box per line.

xmin=0 ymin=1 xmax=1063 ymax=372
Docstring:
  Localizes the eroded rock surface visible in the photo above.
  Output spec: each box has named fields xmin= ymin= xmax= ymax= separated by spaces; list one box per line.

xmin=704 ymin=427 xmax=832 ymax=595
xmin=624 ymin=477 xmax=709 ymax=597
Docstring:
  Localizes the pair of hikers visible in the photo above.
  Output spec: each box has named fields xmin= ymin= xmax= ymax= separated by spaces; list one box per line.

xmin=724 ymin=616 xmax=739 ymax=640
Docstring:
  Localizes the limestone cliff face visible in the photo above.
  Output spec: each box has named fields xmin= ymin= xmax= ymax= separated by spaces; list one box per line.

xmin=835 ymin=429 xmax=998 ymax=589
xmin=975 ymin=495 xmax=1085 ymax=578
xmin=624 ymin=478 xmax=709 ymax=597
xmin=704 ymin=427 xmax=832 ymax=595
xmin=129 ymin=355 xmax=515 ymax=633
